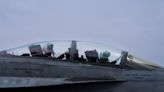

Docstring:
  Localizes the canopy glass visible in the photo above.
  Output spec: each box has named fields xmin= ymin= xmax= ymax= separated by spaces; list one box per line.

xmin=0 ymin=40 xmax=162 ymax=70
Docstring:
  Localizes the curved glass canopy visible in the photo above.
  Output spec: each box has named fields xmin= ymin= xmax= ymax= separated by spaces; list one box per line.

xmin=0 ymin=40 xmax=162 ymax=70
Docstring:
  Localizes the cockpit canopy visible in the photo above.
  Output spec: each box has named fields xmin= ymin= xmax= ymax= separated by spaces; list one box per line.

xmin=0 ymin=40 xmax=162 ymax=70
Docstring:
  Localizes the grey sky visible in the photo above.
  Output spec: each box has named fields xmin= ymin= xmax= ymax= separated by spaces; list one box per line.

xmin=0 ymin=0 xmax=164 ymax=65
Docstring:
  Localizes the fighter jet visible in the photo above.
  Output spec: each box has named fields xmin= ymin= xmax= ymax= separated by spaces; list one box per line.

xmin=0 ymin=40 xmax=163 ymax=92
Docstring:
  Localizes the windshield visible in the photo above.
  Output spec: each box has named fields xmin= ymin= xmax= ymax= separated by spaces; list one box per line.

xmin=125 ymin=53 xmax=162 ymax=70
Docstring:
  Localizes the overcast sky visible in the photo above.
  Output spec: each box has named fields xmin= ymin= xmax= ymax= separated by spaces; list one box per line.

xmin=0 ymin=0 xmax=164 ymax=65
